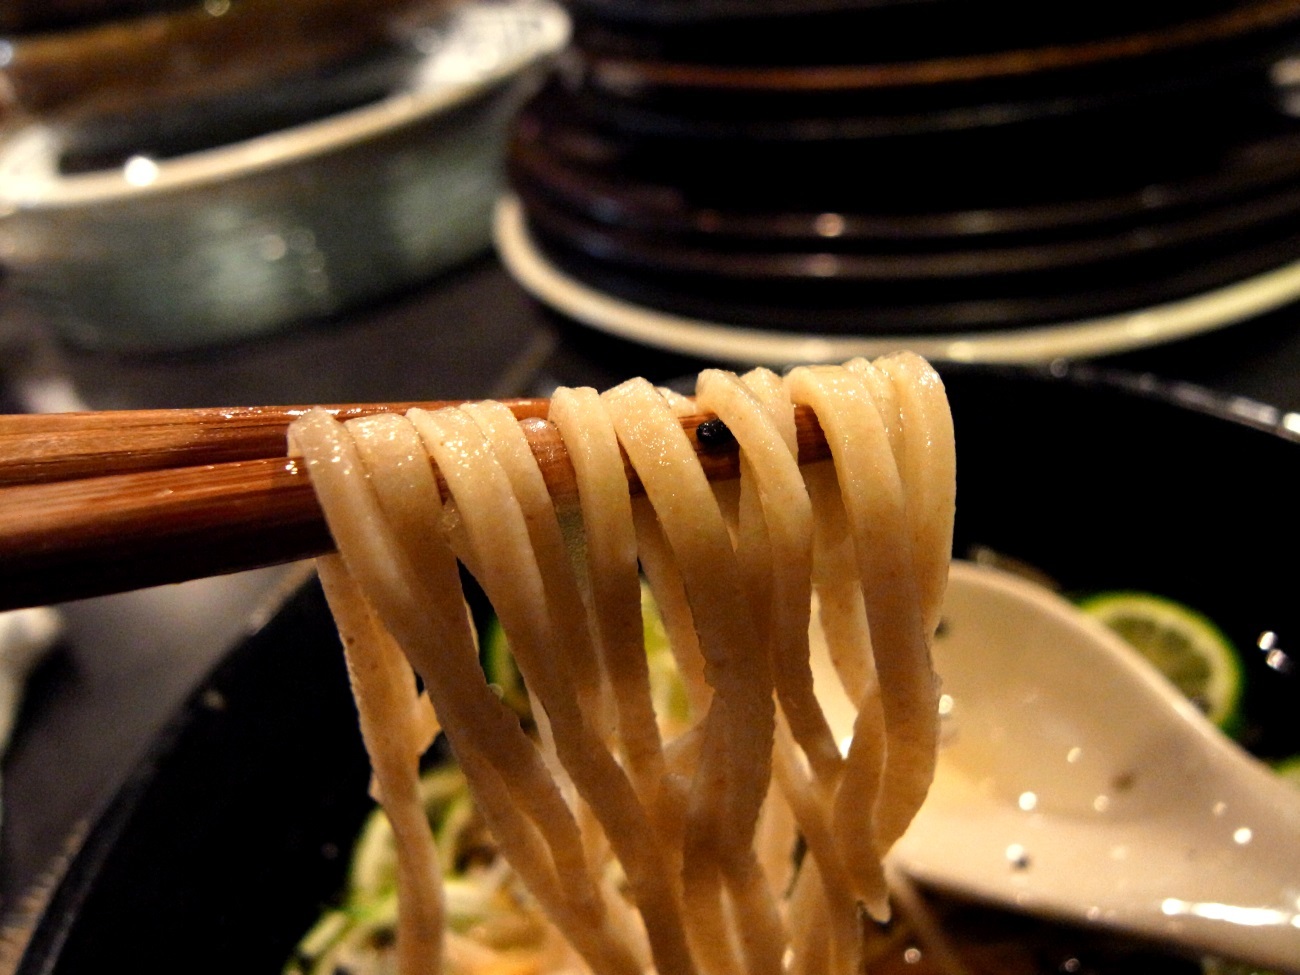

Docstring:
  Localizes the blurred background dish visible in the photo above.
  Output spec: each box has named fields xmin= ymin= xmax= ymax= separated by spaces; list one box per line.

xmin=497 ymin=0 xmax=1300 ymax=361
xmin=0 ymin=0 xmax=570 ymax=351
xmin=0 ymin=0 xmax=463 ymax=150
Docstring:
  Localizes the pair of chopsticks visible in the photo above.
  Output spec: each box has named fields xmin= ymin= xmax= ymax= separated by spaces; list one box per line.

xmin=0 ymin=399 xmax=830 ymax=611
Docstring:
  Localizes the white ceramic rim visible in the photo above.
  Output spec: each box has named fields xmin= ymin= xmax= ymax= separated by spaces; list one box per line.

xmin=493 ymin=193 xmax=1300 ymax=365
xmin=0 ymin=0 xmax=569 ymax=210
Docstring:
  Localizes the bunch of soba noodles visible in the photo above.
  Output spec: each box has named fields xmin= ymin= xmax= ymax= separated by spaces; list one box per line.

xmin=288 ymin=354 xmax=956 ymax=975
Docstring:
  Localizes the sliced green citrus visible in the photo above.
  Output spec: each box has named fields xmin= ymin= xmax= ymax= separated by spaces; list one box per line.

xmin=1078 ymin=591 xmax=1243 ymax=732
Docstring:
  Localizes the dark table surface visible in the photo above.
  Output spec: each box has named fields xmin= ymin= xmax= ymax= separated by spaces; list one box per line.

xmin=3 ymin=245 xmax=1300 ymax=962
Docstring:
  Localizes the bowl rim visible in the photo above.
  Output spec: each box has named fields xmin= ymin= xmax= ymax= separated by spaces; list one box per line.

xmin=576 ymin=0 xmax=1300 ymax=93
xmin=0 ymin=0 xmax=569 ymax=211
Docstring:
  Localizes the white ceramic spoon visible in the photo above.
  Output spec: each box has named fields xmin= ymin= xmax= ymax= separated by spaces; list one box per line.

xmin=818 ymin=560 xmax=1300 ymax=970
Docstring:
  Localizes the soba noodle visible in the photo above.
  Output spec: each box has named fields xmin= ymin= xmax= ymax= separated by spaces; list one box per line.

xmin=288 ymin=355 xmax=956 ymax=975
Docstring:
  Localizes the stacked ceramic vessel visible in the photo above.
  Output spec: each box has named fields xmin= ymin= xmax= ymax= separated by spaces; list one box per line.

xmin=501 ymin=0 xmax=1300 ymax=360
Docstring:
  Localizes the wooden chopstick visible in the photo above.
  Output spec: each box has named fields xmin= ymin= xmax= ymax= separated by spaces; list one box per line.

xmin=0 ymin=456 xmax=326 ymax=611
xmin=0 ymin=403 xmax=829 ymax=611
xmin=0 ymin=398 xmax=551 ymax=487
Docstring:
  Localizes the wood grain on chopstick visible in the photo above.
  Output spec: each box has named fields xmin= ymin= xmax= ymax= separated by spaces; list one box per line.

xmin=0 ymin=457 xmax=326 ymax=610
xmin=0 ymin=404 xmax=830 ymax=611
xmin=0 ymin=399 xmax=550 ymax=486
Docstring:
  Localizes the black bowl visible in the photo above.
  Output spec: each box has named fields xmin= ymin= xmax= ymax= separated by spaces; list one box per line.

xmin=17 ymin=363 xmax=1300 ymax=973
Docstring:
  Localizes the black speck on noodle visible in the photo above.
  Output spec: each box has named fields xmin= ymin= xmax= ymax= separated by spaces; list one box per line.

xmin=695 ymin=418 xmax=735 ymax=450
